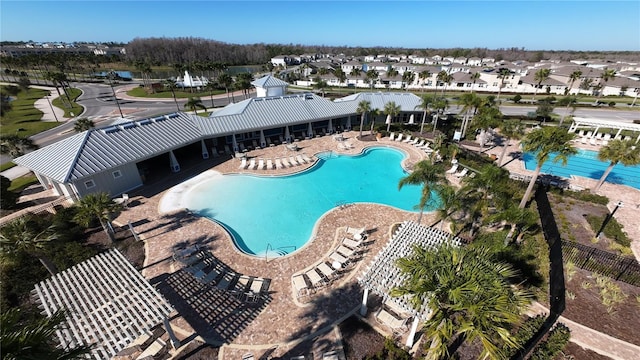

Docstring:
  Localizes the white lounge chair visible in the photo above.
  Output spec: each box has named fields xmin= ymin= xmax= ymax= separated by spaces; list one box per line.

xmin=275 ymin=158 xmax=283 ymax=169
xmin=305 ymin=269 xmax=325 ymax=288
xmin=403 ymin=135 xmax=413 ymax=143
xmin=292 ymin=274 xmax=309 ymax=298
xmin=258 ymin=159 xmax=265 ymax=169
xmin=455 ymin=168 xmax=469 ymax=178
xmin=346 ymin=226 xmax=365 ymax=238
xmin=302 ymin=153 xmax=314 ymax=163
xmin=336 ymin=245 xmax=356 ymax=258
xmin=248 ymin=158 xmax=256 ymax=169
xmin=281 ymin=157 xmax=292 ymax=167
xmin=395 ymin=134 xmax=403 ymax=142
xmin=413 ymin=140 xmax=425 ymax=147
xmin=446 ymin=164 xmax=459 ymax=174
xmin=239 ymin=158 xmax=247 ymax=169
xmin=389 ymin=132 xmax=395 ymax=141
xmin=342 ymin=237 xmax=363 ymax=249
xmin=266 ymin=159 xmax=274 ymax=169
xmin=296 ymin=154 xmax=307 ymax=164
xmin=290 ymin=156 xmax=299 ymax=166
xmin=344 ymin=141 xmax=354 ymax=149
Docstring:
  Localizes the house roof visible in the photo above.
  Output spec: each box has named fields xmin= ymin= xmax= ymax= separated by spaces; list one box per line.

xmin=251 ymin=75 xmax=289 ymax=89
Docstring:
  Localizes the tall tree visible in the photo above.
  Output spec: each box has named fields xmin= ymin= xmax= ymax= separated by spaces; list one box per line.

xmin=184 ymin=97 xmax=206 ymax=115
xmin=398 ymin=160 xmax=446 ymax=224
xmin=497 ymin=121 xmax=525 ymax=166
xmin=518 ymin=127 xmax=576 ymax=208
xmin=418 ymin=69 xmax=431 ymax=92
xmin=434 ymin=184 xmax=462 ymax=231
xmin=356 ymin=100 xmax=371 ymax=139
xmin=383 ymin=101 xmax=401 ymax=132
xmin=490 ymin=205 xmax=538 ymax=245
xmin=594 ymin=139 xmax=640 ymax=191
xmin=558 ymin=95 xmax=578 ymax=126
xmin=496 ymin=68 xmax=511 ymax=101
xmin=432 ymin=97 xmax=449 ymax=134
xmin=0 ymin=135 xmax=38 ymax=158
xmin=469 ymin=71 xmax=480 ymax=93
xmin=597 ymin=68 xmax=616 ymax=99
xmin=163 ymin=78 xmax=181 ymax=112
xmin=392 ymin=245 xmax=531 ymax=360
xmin=235 ymin=72 xmax=254 ymax=99
xmin=217 ymin=73 xmax=234 ymax=103
xmin=334 ymin=68 xmax=347 ymax=85
xmin=436 ymin=70 xmax=452 ymax=96
xmin=73 ymin=117 xmax=95 ymax=132
xmin=73 ymin=192 xmax=123 ymax=243
xmin=205 ymin=80 xmax=218 ymax=108
xmin=566 ymin=70 xmax=582 ymax=95
xmin=416 ymin=94 xmax=435 ymax=134
xmin=1 ymin=308 xmax=92 ymax=359
xmin=457 ymin=92 xmax=481 ymax=138
xmin=0 ymin=215 xmax=59 ymax=275
xmin=532 ymin=68 xmax=551 ymax=101
xmin=366 ymin=69 xmax=379 ymax=90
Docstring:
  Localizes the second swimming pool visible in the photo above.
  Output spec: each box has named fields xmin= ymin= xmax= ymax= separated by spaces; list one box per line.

xmin=183 ymin=147 xmax=439 ymax=257
xmin=522 ymin=148 xmax=640 ymax=190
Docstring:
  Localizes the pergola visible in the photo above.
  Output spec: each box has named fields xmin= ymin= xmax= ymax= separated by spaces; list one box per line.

xmin=568 ymin=117 xmax=640 ymax=143
xmin=358 ymin=221 xmax=463 ymax=347
xmin=31 ymin=249 xmax=173 ymax=359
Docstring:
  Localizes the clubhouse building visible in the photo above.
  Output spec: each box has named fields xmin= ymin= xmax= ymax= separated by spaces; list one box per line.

xmin=15 ymin=76 xmax=424 ymax=201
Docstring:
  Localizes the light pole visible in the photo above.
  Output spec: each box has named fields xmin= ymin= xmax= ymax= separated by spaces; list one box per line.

xmin=595 ymin=200 xmax=623 ymax=239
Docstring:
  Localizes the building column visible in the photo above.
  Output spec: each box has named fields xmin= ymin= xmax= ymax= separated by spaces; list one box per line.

xmin=405 ymin=316 xmax=421 ymax=348
xmin=328 ymin=119 xmax=333 ymax=134
xmin=360 ymin=288 xmax=369 ymax=316
xmin=260 ymin=130 xmax=266 ymax=148
xmin=169 ymin=150 xmax=180 ymax=172
xmin=592 ymin=126 xmax=600 ymax=137
xmin=615 ymin=127 xmax=623 ymax=139
xmin=308 ymin=122 xmax=313 ymax=138
xmin=201 ymin=139 xmax=209 ymax=159
xmin=285 ymin=126 xmax=291 ymax=143
xmin=232 ymin=134 xmax=238 ymax=152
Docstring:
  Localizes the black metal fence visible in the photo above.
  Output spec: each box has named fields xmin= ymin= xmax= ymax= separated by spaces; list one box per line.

xmin=561 ymin=240 xmax=640 ymax=286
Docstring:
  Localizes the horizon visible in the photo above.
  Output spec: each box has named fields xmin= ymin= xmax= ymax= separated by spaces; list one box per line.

xmin=1 ymin=1 xmax=639 ymax=52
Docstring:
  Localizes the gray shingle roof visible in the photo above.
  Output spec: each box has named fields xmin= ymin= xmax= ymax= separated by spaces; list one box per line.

xmin=333 ymin=92 xmax=423 ymax=112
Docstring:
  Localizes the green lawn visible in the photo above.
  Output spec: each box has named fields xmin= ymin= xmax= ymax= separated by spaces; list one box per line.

xmin=0 ymin=162 xmax=17 ymax=172
xmin=1 ymin=87 xmax=62 ymax=137
xmin=127 ymin=86 xmax=225 ymax=99
xmin=51 ymin=88 xmax=83 ymax=118
xmin=8 ymin=174 xmax=38 ymax=192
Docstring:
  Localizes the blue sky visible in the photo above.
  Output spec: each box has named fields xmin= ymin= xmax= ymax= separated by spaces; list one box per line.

xmin=2 ymin=1 xmax=639 ymax=51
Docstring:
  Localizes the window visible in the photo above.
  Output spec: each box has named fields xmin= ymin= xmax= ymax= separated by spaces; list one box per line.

xmin=84 ymin=180 xmax=95 ymax=189
xmin=112 ymin=170 xmax=122 ymax=179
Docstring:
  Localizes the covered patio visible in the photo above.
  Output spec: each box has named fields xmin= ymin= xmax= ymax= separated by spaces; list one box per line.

xmin=568 ymin=117 xmax=640 ymax=143
xmin=358 ymin=221 xmax=464 ymax=348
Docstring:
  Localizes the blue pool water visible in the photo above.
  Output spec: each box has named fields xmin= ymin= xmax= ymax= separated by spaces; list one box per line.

xmin=184 ymin=147 xmax=439 ymax=256
xmin=522 ymin=149 xmax=640 ymax=190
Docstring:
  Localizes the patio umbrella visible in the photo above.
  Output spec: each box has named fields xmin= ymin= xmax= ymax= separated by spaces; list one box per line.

xmin=385 ymin=114 xmax=392 ymax=132
xmin=408 ymin=114 xmax=415 ymax=124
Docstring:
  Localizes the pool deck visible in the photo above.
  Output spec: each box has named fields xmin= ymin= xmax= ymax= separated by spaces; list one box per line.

xmin=113 ymin=132 xmax=437 ymax=358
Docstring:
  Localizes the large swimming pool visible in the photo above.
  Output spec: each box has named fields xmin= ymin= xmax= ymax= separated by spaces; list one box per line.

xmin=522 ymin=148 xmax=640 ymax=190
xmin=182 ymin=147 xmax=438 ymax=256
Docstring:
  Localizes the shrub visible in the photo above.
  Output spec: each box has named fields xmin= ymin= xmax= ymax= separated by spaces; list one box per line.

xmin=549 ymin=188 xmax=609 ymax=205
xmin=608 ymin=101 xmax=616 ymax=107
xmin=513 ymin=94 xmax=522 ymax=103
xmin=364 ymin=338 xmax=411 ymax=360
xmin=0 ymin=175 xmax=18 ymax=209
xmin=530 ymin=323 xmax=571 ymax=360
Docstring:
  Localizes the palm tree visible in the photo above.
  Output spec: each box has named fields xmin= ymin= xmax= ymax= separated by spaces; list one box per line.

xmin=497 ymin=121 xmax=525 ymax=166
xmin=73 ymin=192 xmax=123 ymax=243
xmin=1 ymin=308 xmax=92 ymax=359
xmin=418 ymin=70 xmax=431 ymax=92
xmin=518 ymin=127 xmax=576 ymax=208
xmin=434 ymin=184 xmax=461 ymax=231
xmin=73 ymin=117 xmax=95 ymax=132
xmin=163 ymin=78 xmax=181 ymax=112
xmin=416 ymin=94 xmax=435 ymax=134
xmin=597 ymin=68 xmax=616 ymax=99
xmin=436 ymin=70 xmax=452 ymax=96
xmin=184 ymin=97 xmax=206 ymax=115
xmin=558 ymin=95 xmax=578 ymax=126
xmin=465 ymin=71 xmax=478 ymax=93
xmin=490 ymin=205 xmax=538 ymax=245
xmin=457 ymin=92 xmax=481 ymax=138
xmin=496 ymin=68 xmax=511 ymax=101
xmin=0 ymin=134 xmax=38 ymax=158
xmin=0 ymin=215 xmax=59 ymax=275
xmin=235 ymin=72 xmax=254 ymax=99
xmin=473 ymin=106 xmax=502 ymax=148
xmin=594 ymin=139 xmax=640 ymax=191
xmin=217 ymin=73 xmax=234 ymax=103
xmin=402 ymin=71 xmax=414 ymax=90
xmin=356 ymin=100 xmax=371 ymax=139
xmin=334 ymin=68 xmax=347 ymax=85
xmin=205 ymin=80 xmax=218 ymax=108
xmin=383 ymin=101 xmax=401 ymax=132
xmin=312 ymin=77 xmax=328 ymax=97
xmin=431 ymin=97 xmax=449 ymax=134
xmin=369 ymin=108 xmax=381 ymax=134
xmin=566 ymin=70 xmax=582 ymax=95
xmin=392 ymin=245 xmax=531 ymax=360
xmin=532 ymin=68 xmax=551 ymax=101
xmin=365 ymin=69 xmax=378 ymax=90
xmin=398 ymin=160 xmax=446 ymax=224
xmin=350 ymin=67 xmax=362 ymax=78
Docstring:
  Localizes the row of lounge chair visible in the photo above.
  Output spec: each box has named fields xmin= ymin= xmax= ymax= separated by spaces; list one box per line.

xmin=337 ymin=141 xmax=354 ymax=150
xmin=174 ymin=249 xmax=269 ymax=304
xmin=238 ymin=154 xmax=315 ymax=170
xmin=388 ymin=133 xmax=434 ymax=153
xmin=292 ymin=227 xmax=367 ymax=300
xmin=445 ymin=163 xmax=472 ymax=178
xmin=574 ymin=130 xmax=635 ymax=147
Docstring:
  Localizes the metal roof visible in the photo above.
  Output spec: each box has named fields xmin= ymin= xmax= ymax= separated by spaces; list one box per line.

xmin=251 ymin=75 xmax=289 ymax=88
xmin=15 ymin=92 xmax=423 ymax=182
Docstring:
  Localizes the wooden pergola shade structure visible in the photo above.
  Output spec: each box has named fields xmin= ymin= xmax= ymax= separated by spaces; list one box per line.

xmin=358 ymin=221 xmax=463 ymax=347
xmin=31 ymin=249 xmax=173 ymax=359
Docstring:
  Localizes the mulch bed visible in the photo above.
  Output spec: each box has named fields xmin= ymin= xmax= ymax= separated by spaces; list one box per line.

xmin=561 ymin=342 xmax=612 ymax=360
xmin=339 ymin=316 xmax=387 ymax=359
